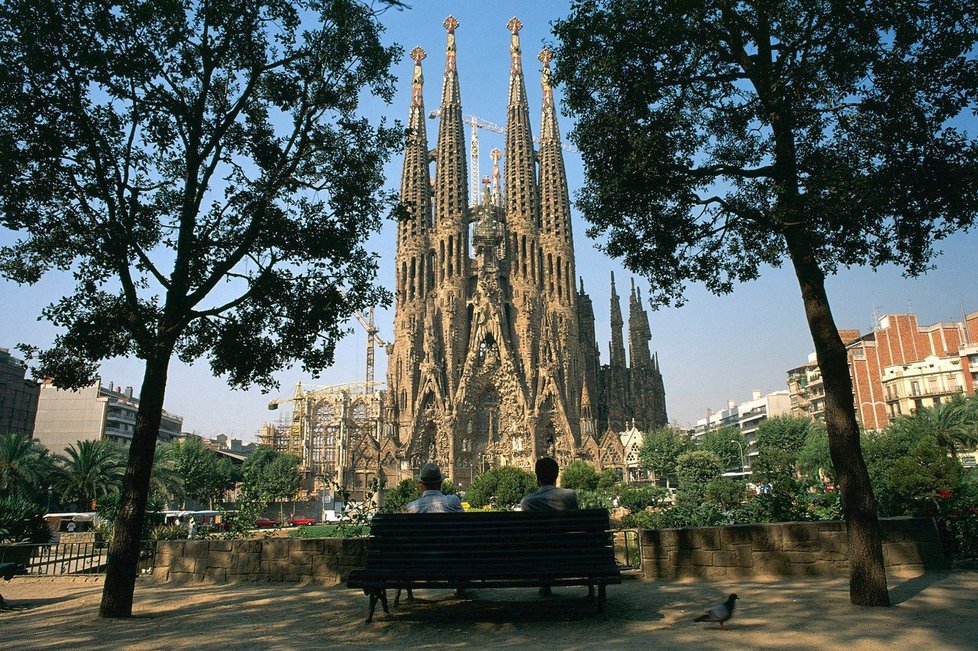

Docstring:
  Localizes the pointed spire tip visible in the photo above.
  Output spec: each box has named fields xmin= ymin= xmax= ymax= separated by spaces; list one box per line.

xmin=443 ymin=15 xmax=459 ymax=32
xmin=410 ymin=47 xmax=427 ymax=64
xmin=507 ymin=16 xmax=523 ymax=34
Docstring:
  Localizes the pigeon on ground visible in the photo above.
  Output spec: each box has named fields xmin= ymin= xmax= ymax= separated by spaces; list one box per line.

xmin=694 ymin=593 xmax=739 ymax=629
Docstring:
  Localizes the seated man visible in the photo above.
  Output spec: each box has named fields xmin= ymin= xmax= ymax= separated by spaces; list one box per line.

xmin=520 ymin=457 xmax=579 ymax=512
xmin=404 ymin=462 xmax=463 ymax=513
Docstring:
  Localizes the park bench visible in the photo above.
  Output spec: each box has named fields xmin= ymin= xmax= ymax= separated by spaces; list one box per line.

xmin=346 ymin=509 xmax=622 ymax=623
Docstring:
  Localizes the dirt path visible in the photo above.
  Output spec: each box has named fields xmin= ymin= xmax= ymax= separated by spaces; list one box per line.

xmin=2 ymin=571 xmax=976 ymax=650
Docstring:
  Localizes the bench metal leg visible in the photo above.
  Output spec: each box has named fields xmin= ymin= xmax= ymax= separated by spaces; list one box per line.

xmin=367 ymin=592 xmax=378 ymax=624
xmin=365 ymin=589 xmax=390 ymax=623
xmin=588 ymin=584 xmax=595 ymax=602
xmin=597 ymin=584 xmax=606 ymax=613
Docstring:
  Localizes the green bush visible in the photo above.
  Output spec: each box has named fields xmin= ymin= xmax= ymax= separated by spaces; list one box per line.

xmin=577 ymin=489 xmax=612 ymax=510
xmin=0 ymin=494 xmax=51 ymax=543
xmin=621 ymin=509 xmax=669 ymax=529
xmin=466 ymin=466 xmax=537 ymax=509
xmin=560 ymin=461 xmax=599 ymax=491
xmin=596 ymin=469 xmax=621 ymax=490
xmin=618 ymin=484 xmax=668 ymax=512
xmin=704 ymin=478 xmax=746 ymax=511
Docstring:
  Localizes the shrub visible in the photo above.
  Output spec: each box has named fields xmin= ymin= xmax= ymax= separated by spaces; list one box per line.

xmin=466 ymin=466 xmax=537 ymax=509
xmin=577 ymin=489 xmax=612 ymax=510
xmin=560 ymin=461 xmax=599 ymax=491
xmin=618 ymin=484 xmax=668 ymax=512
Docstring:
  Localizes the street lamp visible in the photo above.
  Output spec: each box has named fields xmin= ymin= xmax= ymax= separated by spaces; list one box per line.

xmin=730 ymin=439 xmax=747 ymax=476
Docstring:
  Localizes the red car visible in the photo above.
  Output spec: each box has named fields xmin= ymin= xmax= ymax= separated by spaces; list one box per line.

xmin=253 ymin=517 xmax=279 ymax=528
xmin=288 ymin=515 xmax=316 ymax=527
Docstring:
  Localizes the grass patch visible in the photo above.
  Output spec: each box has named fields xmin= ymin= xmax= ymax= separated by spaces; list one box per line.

xmin=288 ymin=524 xmax=370 ymax=538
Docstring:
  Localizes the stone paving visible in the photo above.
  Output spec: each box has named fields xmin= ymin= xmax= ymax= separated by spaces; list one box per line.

xmin=2 ymin=571 xmax=976 ymax=650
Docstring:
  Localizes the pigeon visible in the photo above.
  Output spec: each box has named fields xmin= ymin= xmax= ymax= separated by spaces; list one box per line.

xmin=694 ymin=593 xmax=739 ymax=629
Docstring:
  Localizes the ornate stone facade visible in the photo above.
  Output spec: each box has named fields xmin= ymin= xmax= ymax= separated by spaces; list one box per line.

xmin=385 ymin=17 xmax=668 ymax=486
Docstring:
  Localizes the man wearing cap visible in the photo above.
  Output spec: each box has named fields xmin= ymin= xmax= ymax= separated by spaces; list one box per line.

xmin=520 ymin=457 xmax=579 ymax=512
xmin=404 ymin=462 xmax=464 ymax=513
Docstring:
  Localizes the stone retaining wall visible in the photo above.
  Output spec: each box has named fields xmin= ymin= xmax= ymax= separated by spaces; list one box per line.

xmin=639 ymin=517 xmax=947 ymax=580
xmin=153 ymin=517 xmax=946 ymax=585
xmin=153 ymin=538 xmax=368 ymax=585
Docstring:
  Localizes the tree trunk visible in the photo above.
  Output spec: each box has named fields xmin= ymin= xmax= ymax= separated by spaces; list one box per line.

xmin=99 ymin=348 xmax=173 ymax=618
xmin=784 ymin=231 xmax=890 ymax=607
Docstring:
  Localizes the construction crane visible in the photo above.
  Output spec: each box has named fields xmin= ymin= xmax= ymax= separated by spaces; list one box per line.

xmin=352 ymin=306 xmax=389 ymax=394
xmin=428 ymin=111 xmax=578 ymax=208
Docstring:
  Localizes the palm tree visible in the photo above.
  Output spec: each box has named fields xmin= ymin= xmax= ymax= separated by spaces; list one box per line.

xmin=907 ymin=396 xmax=978 ymax=459
xmin=0 ymin=431 xmax=53 ymax=500
xmin=55 ymin=440 xmax=124 ymax=510
xmin=149 ymin=442 xmax=183 ymax=507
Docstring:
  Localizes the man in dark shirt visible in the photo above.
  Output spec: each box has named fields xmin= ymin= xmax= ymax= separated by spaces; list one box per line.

xmin=520 ymin=457 xmax=579 ymax=512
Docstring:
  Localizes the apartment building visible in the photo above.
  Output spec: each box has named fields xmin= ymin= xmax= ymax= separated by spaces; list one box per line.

xmin=33 ymin=379 xmax=184 ymax=452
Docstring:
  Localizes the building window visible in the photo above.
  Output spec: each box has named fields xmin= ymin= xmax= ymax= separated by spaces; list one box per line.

xmin=911 ymin=381 xmax=920 ymax=396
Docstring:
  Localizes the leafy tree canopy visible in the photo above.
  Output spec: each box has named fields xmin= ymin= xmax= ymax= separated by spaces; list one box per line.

xmin=638 ymin=426 xmax=692 ymax=481
xmin=465 ymin=466 xmax=537 ymax=510
xmin=756 ymin=416 xmax=813 ymax=457
xmin=560 ymin=460 xmax=600 ymax=491
xmin=675 ymin=450 xmax=724 ymax=500
xmin=698 ymin=426 xmax=745 ymax=471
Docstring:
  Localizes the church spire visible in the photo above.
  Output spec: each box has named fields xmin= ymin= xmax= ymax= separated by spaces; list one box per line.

xmin=504 ymin=17 xmax=539 ymax=235
xmin=434 ymin=15 xmax=467 ymax=225
xmin=396 ymin=47 xmax=432 ymax=302
xmin=609 ymin=272 xmax=626 ymax=368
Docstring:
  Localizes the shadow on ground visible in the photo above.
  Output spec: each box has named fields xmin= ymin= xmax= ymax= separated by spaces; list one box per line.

xmin=2 ymin=571 xmax=976 ymax=650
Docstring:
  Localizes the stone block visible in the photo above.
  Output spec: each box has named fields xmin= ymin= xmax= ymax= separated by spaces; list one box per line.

xmin=233 ymin=539 xmax=261 ymax=554
xmin=786 ymin=551 xmax=817 ymax=565
xmin=231 ymin=552 xmax=261 ymax=575
xmin=340 ymin=538 xmax=369 ymax=556
xmin=712 ymin=551 xmax=738 ymax=567
xmin=168 ymin=572 xmax=192 ymax=584
xmin=260 ymin=539 xmax=289 ymax=561
xmin=883 ymin=542 xmax=923 ymax=567
xmin=752 ymin=552 xmax=790 ymax=575
xmin=918 ymin=542 xmax=949 ymax=569
xmin=783 ymin=523 xmax=820 ymax=551
xmin=673 ymin=549 xmax=693 ymax=568
xmin=184 ymin=541 xmax=209 ymax=558
xmin=656 ymin=528 xmax=681 ymax=549
xmin=155 ymin=541 xmax=184 ymax=562
xmin=294 ymin=539 xmax=325 ymax=553
xmin=204 ymin=567 xmax=227 ymax=583
xmin=172 ymin=557 xmax=196 ymax=574
xmin=749 ymin=525 xmax=783 ymax=551
xmin=207 ymin=551 xmax=231 ymax=569
xmin=208 ymin=540 xmax=232 ymax=552
xmin=734 ymin=544 xmax=754 ymax=568
xmin=721 ymin=525 xmax=753 ymax=546
xmin=194 ymin=558 xmax=208 ymax=574
xmin=691 ymin=549 xmax=713 ymax=566
xmin=313 ymin=554 xmax=340 ymax=576
xmin=815 ymin=520 xmax=845 ymax=533
xmin=261 ymin=560 xmax=288 ymax=581
xmin=882 ymin=517 xmax=937 ymax=543
xmin=288 ymin=550 xmax=316 ymax=567
xmin=684 ymin=527 xmax=720 ymax=551
xmin=152 ymin=566 xmax=169 ymax=582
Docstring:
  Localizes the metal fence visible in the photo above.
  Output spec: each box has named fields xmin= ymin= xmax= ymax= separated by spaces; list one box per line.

xmin=613 ymin=529 xmax=641 ymax=570
xmin=0 ymin=541 xmax=156 ymax=576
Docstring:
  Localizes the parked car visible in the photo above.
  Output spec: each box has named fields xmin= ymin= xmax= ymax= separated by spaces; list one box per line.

xmin=253 ymin=517 xmax=279 ymax=528
xmin=287 ymin=515 xmax=316 ymax=527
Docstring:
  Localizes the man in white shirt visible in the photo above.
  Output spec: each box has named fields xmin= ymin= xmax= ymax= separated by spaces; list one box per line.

xmin=404 ymin=462 xmax=464 ymax=513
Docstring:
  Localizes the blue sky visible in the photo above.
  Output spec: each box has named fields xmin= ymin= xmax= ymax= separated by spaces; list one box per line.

xmin=1 ymin=1 xmax=975 ymax=439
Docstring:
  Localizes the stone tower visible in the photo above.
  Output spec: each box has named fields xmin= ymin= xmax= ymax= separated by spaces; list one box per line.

xmin=388 ymin=17 xmax=667 ymax=483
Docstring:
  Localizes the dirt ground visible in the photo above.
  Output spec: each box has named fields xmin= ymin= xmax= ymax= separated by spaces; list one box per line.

xmin=2 ymin=571 xmax=976 ymax=650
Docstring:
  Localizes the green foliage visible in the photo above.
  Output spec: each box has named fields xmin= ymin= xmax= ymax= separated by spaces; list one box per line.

xmin=596 ymin=468 xmax=621 ymax=490
xmin=698 ymin=427 xmax=744 ymax=471
xmin=894 ymin=396 xmax=978 ymax=458
xmin=381 ymin=479 xmax=421 ymax=514
xmin=675 ymin=450 xmax=724 ymax=501
xmin=175 ymin=437 xmax=236 ymax=508
xmin=617 ymin=484 xmax=668 ymax=512
xmin=880 ymin=438 xmax=961 ymax=517
xmin=440 ymin=479 xmax=457 ymax=496
xmin=560 ymin=460 xmax=599 ymax=491
xmin=704 ymin=478 xmax=746 ymax=511
xmin=0 ymin=432 xmax=55 ymax=501
xmin=620 ymin=509 xmax=669 ymax=530
xmin=465 ymin=466 xmax=537 ymax=510
xmin=54 ymin=439 xmax=124 ymax=510
xmin=241 ymin=446 xmax=301 ymax=503
xmin=0 ymin=494 xmax=52 ymax=543
xmin=577 ymin=489 xmax=613 ymax=510
xmin=662 ymin=502 xmax=729 ymax=528
xmin=149 ymin=442 xmax=184 ymax=507
xmin=798 ymin=423 xmax=834 ymax=483
xmin=638 ymin=427 xmax=692 ymax=482
xmin=756 ymin=417 xmax=812 ymax=459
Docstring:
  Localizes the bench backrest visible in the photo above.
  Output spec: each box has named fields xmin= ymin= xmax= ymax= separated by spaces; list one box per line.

xmin=363 ymin=509 xmax=619 ymax=579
